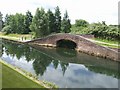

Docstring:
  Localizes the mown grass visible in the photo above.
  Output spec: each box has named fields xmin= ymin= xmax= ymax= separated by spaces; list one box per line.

xmin=0 ymin=32 xmax=33 ymax=41
xmin=96 ymin=42 xmax=120 ymax=49
xmin=1 ymin=32 xmax=119 ymax=49
xmin=1 ymin=62 xmax=45 ymax=88
xmin=93 ymin=38 xmax=119 ymax=44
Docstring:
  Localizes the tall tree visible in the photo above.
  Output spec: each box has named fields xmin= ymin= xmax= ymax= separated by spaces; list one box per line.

xmin=3 ymin=13 xmax=25 ymax=34
xmin=61 ymin=11 xmax=71 ymax=33
xmin=0 ymin=12 xmax=3 ymax=31
xmin=15 ymin=13 xmax=25 ymax=34
xmin=54 ymin=6 xmax=61 ymax=33
xmin=47 ymin=9 xmax=56 ymax=33
xmin=24 ymin=11 xmax=33 ymax=34
xmin=4 ymin=14 xmax=10 ymax=26
xmin=30 ymin=8 xmax=49 ymax=38
xmin=7 ymin=15 xmax=16 ymax=33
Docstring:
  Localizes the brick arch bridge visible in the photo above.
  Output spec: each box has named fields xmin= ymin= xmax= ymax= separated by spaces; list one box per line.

xmin=27 ymin=33 xmax=119 ymax=62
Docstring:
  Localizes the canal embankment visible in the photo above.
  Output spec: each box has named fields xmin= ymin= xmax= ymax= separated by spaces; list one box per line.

xmin=0 ymin=59 xmax=58 ymax=88
xmin=0 ymin=33 xmax=119 ymax=62
xmin=1 ymin=39 xmax=119 ymax=88
xmin=26 ymin=33 xmax=119 ymax=62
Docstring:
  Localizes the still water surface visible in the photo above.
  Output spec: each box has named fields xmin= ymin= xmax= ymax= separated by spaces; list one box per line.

xmin=1 ymin=39 xmax=119 ymax=88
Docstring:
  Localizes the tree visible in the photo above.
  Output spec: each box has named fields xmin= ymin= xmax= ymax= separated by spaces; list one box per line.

xmin=61 ymin=11 xmax=71 ymax=33
xmin=7 ymin=15 xmax=16 ymax=33
xmin=1 ymin=25 xmax=11 ymax=34
xmin=88 ymin=22 xmax=108 ymax=38
xmin=3 ymin=13 xmax=26 ymax=34
xmin=75 ymin=19 xmax=89 ymax=27
xmin=0 ymin=12 xmax=3 ymax=31
xmin=30 ymin=8 xmax=49 ymax=38
xmin=54 ymin=6 xmax=61 ymax=33
xmin=15 ymin=13 xmax=26 ymax=34
xmin=4 ymin=14 xmax=9 ymax=26
xmin=47 ymin=9 xmax=56 ymax=33
xmin=24 ymin=11 xmax=33 ymax=34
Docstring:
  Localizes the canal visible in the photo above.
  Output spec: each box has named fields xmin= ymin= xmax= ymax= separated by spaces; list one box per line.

xmin=1 ymin=39 xmax=119 ymax=88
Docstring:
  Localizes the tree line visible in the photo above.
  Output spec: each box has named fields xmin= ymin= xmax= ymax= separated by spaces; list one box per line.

xmin=2 ymin=11 xmax=33 ymax=34
xmin=1 ymin=6 xmax=71 ymax=38
xmin=1 ymin=6 xmax=119 ymax=40
xmin=2 ymin=40 xmax=69 ymax=76
xmin=71 ymin=19 xmax=119 ymax=40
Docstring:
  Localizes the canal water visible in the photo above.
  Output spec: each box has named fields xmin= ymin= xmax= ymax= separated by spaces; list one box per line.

xmin=1 ymin=39 xmax=119 ymax=88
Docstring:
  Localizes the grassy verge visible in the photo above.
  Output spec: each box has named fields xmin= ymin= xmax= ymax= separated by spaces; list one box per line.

xmin=0 ymin=60 xmax=57 ymax=88
xmin=1 ymin=62 xmax=44 ymax=88
xmin=90 ymin=38 xmax=119 ymax=49
xmin=0 ymin=32 xmax=33 ymax=41
xmin=93 ymin=38 xmax=119 ymax=44
xmin=0 ymin=32 xmax=119 ymax=49
xmin=96 ymin=42 xmax=120 ymax=49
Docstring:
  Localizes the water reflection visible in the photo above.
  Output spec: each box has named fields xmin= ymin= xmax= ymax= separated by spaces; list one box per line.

xmin=56 ymin=48 xmax=77 ymax=57
xmin=2 ymin=39 xmax=70 ymax=76
xmin=1 ymin=39 xmax=120 ymax=88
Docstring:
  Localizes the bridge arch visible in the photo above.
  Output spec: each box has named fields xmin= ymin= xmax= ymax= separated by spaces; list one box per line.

xmin=27 ymin=33 xmax=119 ymax=61
xmin=56 ymin=39 xmax=77 ymax=49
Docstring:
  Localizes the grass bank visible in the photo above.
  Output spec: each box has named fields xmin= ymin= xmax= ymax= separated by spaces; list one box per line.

xmin=89 ymin=38 xmax=119 ymax=49
xmin=1 ymin=61 xmax=44 ymax=88
xmin=0 ymin=60 xmax=57 ymax=88
xmin=0 ymin=32 xmax=119 ymax=49
xmin=93 ymin=38 xmax=119 ymax=44
xmin=0 ymin=32 xmax=33 ymax=41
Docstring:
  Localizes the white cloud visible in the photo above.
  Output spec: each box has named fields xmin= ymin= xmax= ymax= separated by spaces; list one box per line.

xmin=0 ymin=0 xmax=119 ymax=25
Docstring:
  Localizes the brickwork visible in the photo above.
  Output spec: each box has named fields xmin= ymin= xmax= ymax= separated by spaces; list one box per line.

xmin=27 ymin=33 xmax=119 ymax=62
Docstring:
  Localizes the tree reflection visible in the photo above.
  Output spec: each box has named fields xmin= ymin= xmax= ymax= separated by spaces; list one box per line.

xmin=60 ymin=62 xmax=69 ymax=75
xmin=53 ymin=60 xmax=59 ymax=69
xmin=32 ymin=50 xmax=52 ymax=76
xmin=56 ymin=48 xmax=77 ymax=58
xmin=1 ymin=39 xmax=120 ymax=78
xmin=1 ymin=39 xmax=69 ymax=76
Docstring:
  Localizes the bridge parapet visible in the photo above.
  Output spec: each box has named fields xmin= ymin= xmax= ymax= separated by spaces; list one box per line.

xmin=27 ymin=33 xmax=119 ymax=62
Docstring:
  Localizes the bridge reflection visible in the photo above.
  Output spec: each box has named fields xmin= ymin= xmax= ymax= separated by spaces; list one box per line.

xmin=1 ymin=39 xmax=120 ymax=78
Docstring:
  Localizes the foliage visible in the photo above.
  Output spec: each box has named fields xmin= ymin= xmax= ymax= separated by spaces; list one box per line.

xmin=61 ymin=11 xmax=71 ymax=33
xmin=3 ymin=12 xmax=33 ymax=34
xmin=47 ymin=9 xmax=56 ymax=33
xmin=71 ymin=21 xmax=119 ymax=41
xmin=2 ymin=40 xmax=70 ymax=77
xmin=0 ymin=12 xmax=2 ymax=20
xmin=1 ymin=25 xmax=11 ymax=34
xmin=54 ymin=6 xmax=61 ymax=33
xmin=88 ymin=22 xmax=119 ymax=40
xmin=75 ymin=19 xmax=89 ymax=27
xmin=30 ymin=8 xmax=49 ymax=38
xmin=30 ymin=6 xmax=71 ymax=38
xmin=2 ymin=6 xmax=118 ymax=41
xmin=2 ymin=6 xmax=72 ymax=38
xmin=0 ymin=12 xmax=3 ymax=31
xmin=71 ymin=19 xmax=89 ymax=34
xmin=15 ymin=13 xmax=26 ymax=34
xmin=24 ymin=10 xmax=33 ymax=33
xmin=71 ymin=25 xmax=89 ymax=34
xmin=4 ymin=14 xmax=25 ymax=34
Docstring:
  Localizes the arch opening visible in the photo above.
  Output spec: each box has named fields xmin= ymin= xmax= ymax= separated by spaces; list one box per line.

xmin=56 ymin=39 xmax=77 ymax=49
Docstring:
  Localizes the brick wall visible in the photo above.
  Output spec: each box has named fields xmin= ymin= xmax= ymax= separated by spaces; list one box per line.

xmin=27 ymin=33 xmax=119 ymax=62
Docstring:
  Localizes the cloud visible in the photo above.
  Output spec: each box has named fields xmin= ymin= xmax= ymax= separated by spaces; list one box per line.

xmin=40 ymin=63 xmax=118 ymax=88
xmin=0 ymin=0 xmax=119 ymax=24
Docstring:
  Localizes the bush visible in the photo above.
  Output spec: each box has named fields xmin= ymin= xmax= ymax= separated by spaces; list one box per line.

xmin=1 ymin=25 xmax=11 ymax=34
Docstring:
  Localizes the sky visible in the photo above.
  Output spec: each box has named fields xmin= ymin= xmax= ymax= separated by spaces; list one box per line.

xmin=0 ymin=0 xmax=119 ymax=25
